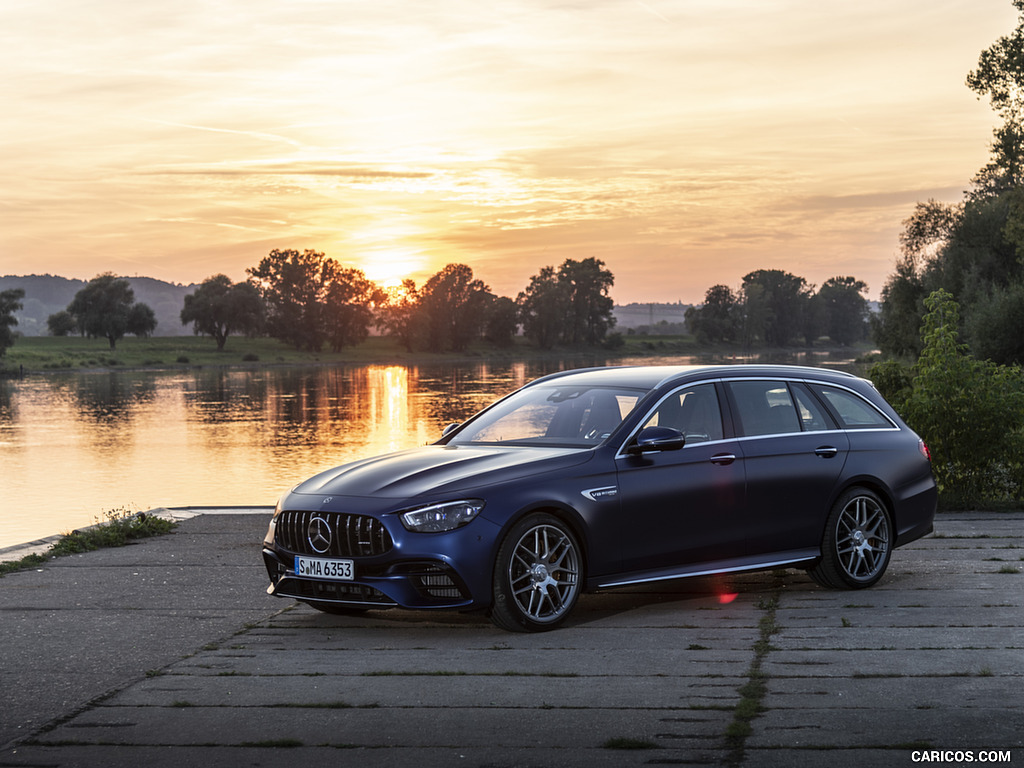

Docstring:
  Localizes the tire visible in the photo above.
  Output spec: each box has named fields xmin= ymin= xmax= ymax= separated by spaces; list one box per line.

xmin=489 ymin=513 xmax=583 ymax=632
xmin=808 ymin=487 xmax=893 ymax=589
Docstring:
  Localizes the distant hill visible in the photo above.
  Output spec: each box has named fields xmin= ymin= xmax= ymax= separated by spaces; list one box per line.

xmin=0 ymin=274 xmax=198 ymax=337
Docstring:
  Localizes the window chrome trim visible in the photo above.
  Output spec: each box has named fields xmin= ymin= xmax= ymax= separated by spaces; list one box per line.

xmin=722 ymin=375 xmax=899 ymax=433
xmin=732 ymin=428 xmax=847 ymax=444
xmin=615 ymin=378 xmax=727 ymax=460
xmin=617 ymin=375 xmax=900 ymax=457
xmin=804 ymin=380 xmax=900 ymax=431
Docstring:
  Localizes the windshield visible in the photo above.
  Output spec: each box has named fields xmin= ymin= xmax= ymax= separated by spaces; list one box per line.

xmin=448 ymin=385 xmax=644 ymax=447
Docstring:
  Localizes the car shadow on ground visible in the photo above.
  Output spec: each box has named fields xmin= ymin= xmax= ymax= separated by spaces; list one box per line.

xmin=283 ymin=568 xmax=805 ymax=632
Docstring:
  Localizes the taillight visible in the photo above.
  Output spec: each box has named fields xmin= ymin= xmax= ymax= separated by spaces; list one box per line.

xmin=918 ymin=439 xmax=931 ymax=461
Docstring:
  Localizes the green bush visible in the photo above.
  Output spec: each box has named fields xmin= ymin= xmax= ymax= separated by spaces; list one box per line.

xmin=871 ymin=290 xmax=1024 ymax=505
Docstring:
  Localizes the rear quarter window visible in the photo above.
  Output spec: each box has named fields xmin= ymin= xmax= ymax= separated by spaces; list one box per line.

xmin=812 ymin=385 xmax=894 ymax=430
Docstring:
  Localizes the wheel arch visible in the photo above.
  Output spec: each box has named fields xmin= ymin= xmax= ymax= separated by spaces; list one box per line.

xmin=498 ymin=501 xmax=591 ymax=584
xmin=828 ymin=476 xmax=897 ymax=529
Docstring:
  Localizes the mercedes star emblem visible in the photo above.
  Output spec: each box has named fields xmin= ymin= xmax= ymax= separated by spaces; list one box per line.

xmin=307 ymin=516 xmax=332 ymax=554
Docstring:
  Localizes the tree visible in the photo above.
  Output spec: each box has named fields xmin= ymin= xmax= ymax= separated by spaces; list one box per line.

xmin=873 ymin=259 xmax=927 ymax=357
xmin=247 ymin=249 xmax=333 ymax=351
xmin=685 ymin=284 xmax=740 ymax=343
xmin=47 ymin=310 xmax=76 ymax=337
xmin=1 ymin=287 xmax=25 ymax=358
xmin=484 ymin=296 xmax=518 ymax=347
xmin=517 ymin=266 xmax=564 ymax=350
xmin=965 ymin=280 xmax=1024 ymax=364
xmin=815 ymin=276 xmax=869 ymax=346
xmin=324 ymin=268 xmax=383 ymax=352
xmin=247 ymin=249 xmax=379 ymax=352
xmin=377 ymin=280 xmax=420 ymax=352
xmin=517 ymin=258 xmax=616 ymax=349
xmin=558 ymin=258 xmax=615 ymax=345
xmin=875 ymin=4 xmax=1024 ymax=363
xmin=418 ymin=264 xmax=492 ymax=352
xmin=65 ymin=274 xmax=157 ymax=349
xmin=181 ymin=274 xmax=264 ymax=351
xmin=966 ymin=0 xmax=1024 ymax=196
xmin=872 ymin=290 xmax=1024 ymax=503
xmin=740 ymin=269 xmax=813 ymax=346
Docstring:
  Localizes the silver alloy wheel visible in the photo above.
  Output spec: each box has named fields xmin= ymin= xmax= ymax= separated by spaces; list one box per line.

xmin=835 ymin=494 xmax=891 ymax=581
xmin=507 ymin=523 xmax=581 ymax=624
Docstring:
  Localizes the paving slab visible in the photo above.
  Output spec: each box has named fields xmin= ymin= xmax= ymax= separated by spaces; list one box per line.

xmin=106 ymin=672 xmax=747 ymax=709
xmin=1 ymin=509 xmax=1022 ymax=768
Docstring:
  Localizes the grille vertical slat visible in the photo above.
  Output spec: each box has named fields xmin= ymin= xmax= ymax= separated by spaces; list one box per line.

xmin=277 ymin=510 xmax=393 ymax=557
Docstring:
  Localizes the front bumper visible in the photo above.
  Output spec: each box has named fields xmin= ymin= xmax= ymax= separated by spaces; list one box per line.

xmin=263 ymin=548 xmax=475 ymax=609
xmin=262 ymin=508 xmax=502 ymax=611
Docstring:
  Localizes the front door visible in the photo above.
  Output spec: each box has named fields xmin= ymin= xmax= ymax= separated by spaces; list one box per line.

xmin=615 ymin=382 xmax=747 ymax=574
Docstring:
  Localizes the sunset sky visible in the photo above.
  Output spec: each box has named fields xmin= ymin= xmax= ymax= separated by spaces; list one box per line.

xmin=1 ymin=0 xmax=1018 ymax=304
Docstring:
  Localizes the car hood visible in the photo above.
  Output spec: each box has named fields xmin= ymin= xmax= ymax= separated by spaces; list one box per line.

xmin=290 ymin=444 xmax=593 ymax=500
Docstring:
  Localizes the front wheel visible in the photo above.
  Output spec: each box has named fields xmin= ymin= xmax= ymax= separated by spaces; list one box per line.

xmin=489 ymin=513 xmax=582 ymax=632
xmin=808 ymin=488 xmax=893 ymax=589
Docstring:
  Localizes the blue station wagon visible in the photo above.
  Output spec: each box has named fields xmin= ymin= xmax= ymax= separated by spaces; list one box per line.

xmin=262 ymin=365 xmax=937 ymax=631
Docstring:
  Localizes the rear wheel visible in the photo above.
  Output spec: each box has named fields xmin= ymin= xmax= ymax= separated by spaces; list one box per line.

xmin=808 ymin=487 xmax=892 ymax=589
xmin=489 ymin=513 xmax=582 ymax=632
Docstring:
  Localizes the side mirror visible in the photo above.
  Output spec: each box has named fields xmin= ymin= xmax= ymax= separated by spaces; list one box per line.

xmin=441 ymin=422 xmax=461 ymax=438
xmin=627 ymin=426 xmax=685 ymax=454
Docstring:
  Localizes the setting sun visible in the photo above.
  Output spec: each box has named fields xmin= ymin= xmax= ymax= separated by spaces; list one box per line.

xmin=345 ymin=224 xmax=432 ymax=287
xmin=359 ymin=247 xmax=429 ymax=288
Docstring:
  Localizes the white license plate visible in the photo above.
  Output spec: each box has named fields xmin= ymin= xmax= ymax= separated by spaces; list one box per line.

xmin=295 ymin=556 xmax=354 ymax=581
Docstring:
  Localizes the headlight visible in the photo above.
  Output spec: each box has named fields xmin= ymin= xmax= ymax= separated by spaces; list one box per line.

xmin=401 ymin=500 xmax=484 ymax=533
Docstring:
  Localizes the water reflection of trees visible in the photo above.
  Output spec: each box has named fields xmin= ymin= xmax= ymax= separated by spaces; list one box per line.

xmin=173 ymin=360 xmax=597 ymax=474
xmin=0 ymin=380 xmax=12 ymax=425
xmin=183 ymin=370 xmax=267 ymax=423
xmin=59 ymin=372 xmax=158 ymax=424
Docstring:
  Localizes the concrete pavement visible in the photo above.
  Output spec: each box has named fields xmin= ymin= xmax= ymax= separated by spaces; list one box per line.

xmin=0 ymin=509 xmax=1021 ymax=767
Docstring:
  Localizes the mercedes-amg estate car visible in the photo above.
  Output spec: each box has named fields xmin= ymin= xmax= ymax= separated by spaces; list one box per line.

xmin=262 ymin=365 xmax=936 ymax=632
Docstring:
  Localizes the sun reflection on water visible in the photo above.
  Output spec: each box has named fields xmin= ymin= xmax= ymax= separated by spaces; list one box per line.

xmin=0 ymin=360 xmax=571 ymax=549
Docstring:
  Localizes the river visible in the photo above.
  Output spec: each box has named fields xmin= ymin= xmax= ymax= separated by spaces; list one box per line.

xmin=0 ymin=352 xmax=861 ymax=550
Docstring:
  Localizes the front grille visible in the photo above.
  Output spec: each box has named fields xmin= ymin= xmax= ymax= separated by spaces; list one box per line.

xmin=393 ymin=562 xmax=470 ymax=602
xmin=276 ymin=510 xmax=393 ymax=557
xmin=417 ymin=573 xmax=464 ymax=599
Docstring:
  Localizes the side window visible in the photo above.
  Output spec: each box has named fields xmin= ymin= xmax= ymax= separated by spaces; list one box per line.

xmin=643 ymin=383 xmax=723 ymax=443
xmin=791 ymin=383 xmax=834 ymax=432
xmin=727 ymin=380 xmax=800 ymax=436
xmin=812 ymin=385 xmax=894 ymax=430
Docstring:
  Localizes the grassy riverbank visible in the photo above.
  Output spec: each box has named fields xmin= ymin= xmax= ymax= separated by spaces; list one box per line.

xmin=0 ymin=509 xmax=176 ymax=575
xmin=0 ymin=333 xmax=689 ymax=373
xmin=1 ymin=333 xmax=874 ymax=375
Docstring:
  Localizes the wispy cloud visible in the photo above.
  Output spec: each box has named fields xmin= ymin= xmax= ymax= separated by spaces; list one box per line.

xmin=139 ymin=119 xmax=305 ymax=148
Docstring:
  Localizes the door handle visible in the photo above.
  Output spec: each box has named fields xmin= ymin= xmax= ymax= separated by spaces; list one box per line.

xmin=815 ymin=446 xmax=839 ymax=458
xmin=710 ymin=453 xmax=736 ymax=466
